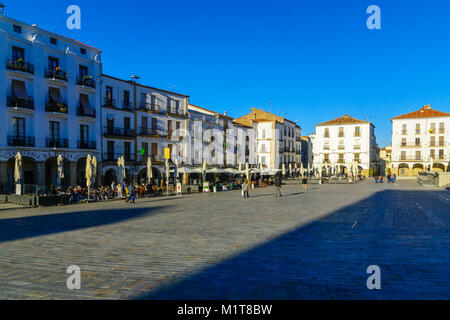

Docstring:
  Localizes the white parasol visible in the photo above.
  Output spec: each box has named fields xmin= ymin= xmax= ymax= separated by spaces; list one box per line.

xmin=14 ymin=152 xmax=22 ymax=183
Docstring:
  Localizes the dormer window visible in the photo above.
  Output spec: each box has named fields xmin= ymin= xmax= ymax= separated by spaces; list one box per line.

xmin=13 ymin=25 xmax=22 ymax=34
xmin=50 ymin=37 xmax=57 ymax=45
xmin=80 ymin=48 xmax=87 ymax=55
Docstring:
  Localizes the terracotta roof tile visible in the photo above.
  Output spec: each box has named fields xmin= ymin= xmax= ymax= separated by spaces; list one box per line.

xmin=316 ymin=115 xmax=369 ymax=126
xmin=391 ymin=105 xmax=450 ymax=120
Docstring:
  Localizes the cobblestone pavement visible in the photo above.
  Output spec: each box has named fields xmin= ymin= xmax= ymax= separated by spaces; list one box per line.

xmin=0 ymin=180 xmax=448 ymax=299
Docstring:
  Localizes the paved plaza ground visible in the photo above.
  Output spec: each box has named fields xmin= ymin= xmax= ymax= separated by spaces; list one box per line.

xmin=0 ymin=180 xmax=448 ymax=299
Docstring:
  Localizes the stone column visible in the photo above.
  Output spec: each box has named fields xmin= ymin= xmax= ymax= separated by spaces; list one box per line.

xmin=69 ymin=161 xmax=77 ymax=187
xmin=0 ymin=161 xmax=7 ymax=193
xmin=36 ymin=162 xmax=46 ymax=187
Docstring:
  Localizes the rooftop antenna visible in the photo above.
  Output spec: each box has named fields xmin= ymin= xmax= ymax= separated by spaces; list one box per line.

xmin=0 ymin=4 xmax=5 ymax=15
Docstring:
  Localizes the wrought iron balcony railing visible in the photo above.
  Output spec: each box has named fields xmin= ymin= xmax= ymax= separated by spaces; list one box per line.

xmin=76 ymin=75 xmax=96 ymax=88
xmin=45 ymin=101 xmax=68 ymax=113
xmin=7 ymin=136 xmax=35 ymax=147
xmin=138 ymin=127 xmax=167 ymax=137
xmin=7 ymin=95 xmax=34 ymax=110
xmin=46 ymin=138 xmax=69 ymax=148
xmin=77 ymin=140 xmax=96 ymax=150
xmin=103 ymin=97 xmax=116 ymax=108
xmin=77 ymin=107 xmax=96 ymax=118
xmin=45 ymin=68 xmax=68 ymax=82
xmin=6 ymin=59 xmax=34 ymax=74
xmin=103 ymin=126 xmax=136 ymax=137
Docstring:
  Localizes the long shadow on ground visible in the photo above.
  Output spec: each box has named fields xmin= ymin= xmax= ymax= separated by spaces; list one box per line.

xmin=0 ymin=205 xmax=167 ymax=243
xmin=136 ymin=189 xmax=450 ymax=300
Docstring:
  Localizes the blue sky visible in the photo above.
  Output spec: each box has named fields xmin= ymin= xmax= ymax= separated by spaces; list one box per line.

xmin=4 ymin=0 xmax=450 ymax=146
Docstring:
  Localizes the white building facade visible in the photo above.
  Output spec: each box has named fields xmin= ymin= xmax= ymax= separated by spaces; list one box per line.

xmin=312 ymin=115 xmax=377 ymax=177
xmin=0 ymin=13 xmax=102 ymax=192
xmin=391 ymin=105 xmax=450 ymax=176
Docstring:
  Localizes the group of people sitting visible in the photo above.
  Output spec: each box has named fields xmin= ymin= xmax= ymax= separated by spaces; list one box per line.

xmin=374 ymin=173 xmax=397 ymax=184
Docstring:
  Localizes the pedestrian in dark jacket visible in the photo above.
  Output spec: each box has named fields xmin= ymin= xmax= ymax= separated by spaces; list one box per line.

xmin=302 ymin=177 xmax=308 ymax=192
xmin=274 ymin=175 xmax=282 ymax=197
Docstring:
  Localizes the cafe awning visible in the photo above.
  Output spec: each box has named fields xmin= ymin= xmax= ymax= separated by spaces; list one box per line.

xmin=80 ymin=93 xmax=95 ymax=116
xmin=49 ymin=87 xmax=63 ymax=103
xmin=12 ymin=79 xmax=28 ymax=99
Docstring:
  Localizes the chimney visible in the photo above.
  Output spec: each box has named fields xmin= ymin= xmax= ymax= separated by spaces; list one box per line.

xmin=0 ymin=4 xmax=5 ymax=15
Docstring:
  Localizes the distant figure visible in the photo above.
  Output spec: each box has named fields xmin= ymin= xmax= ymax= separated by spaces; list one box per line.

xmin=302 ymin=177 xmax=308 ymax=192
xmin=274 ymin=174 xmax=282 ymax=197
xmin=242 ymin=179 xmax=249 ymax=199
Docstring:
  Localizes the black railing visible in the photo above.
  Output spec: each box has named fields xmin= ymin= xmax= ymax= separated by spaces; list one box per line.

xmin=103 ymin=126 xmax=136 ymax=137
xmin=7 ymin=136 xmax=35 ymax=147
xmin=46 ymin=138 xmax=69 ymax=148
xmin=45 ymin=68 xmax=68 ymax=82
xmin=77 ymin=107 xmax=96 ymax=118
xmin=7 ymin=95 xmax=34 ymax=110
xmin=77 ymin=140 xmax=97 ymax=149
xmin=167 ymin=107 xmax=186 ymax=117
xmin=103 ymin=97 xmax=116 ymax=108
xmin=76 ymin=76 xmax=96 ymax=88
xmin=138 ymin=102 xmax=161 ymax=113
xmin=45 ymin=101 xmax=68 ymax=113
xmin=138 ymin=127 xmax=167 ymax=137
xmin=6 ymin=59 xmax=34 ymax=74
xmin=103 ymin=152 xmax=136 ymax=162
xmin=122 ymin=101 xmax=133 ymax=111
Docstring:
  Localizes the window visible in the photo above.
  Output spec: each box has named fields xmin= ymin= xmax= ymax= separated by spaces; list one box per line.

xmin=439 ymin=122 xmax=445 ymax=133
xmin=430 ymin=136 xmax=435 ymax=146
xmin=338 ymin=154 xmax=344 ymax=162
xmin=354 ymin=153 xmax=360 ymax=162
xmin=415 ymin=150 xmax=421 ymax=160
xmin=324 ymin=154 xmax=329 ymax=162
xmin=79 ymin=65 xmax=88 ymax=77
xmin=402 ymin=124 xmax=407 ymax=135
xmin=124 ymin=117 xmax=131 ymax=130
xmin=167 ymin=98 xmax=171 ymax=110
xmin=415 ymin=138 xmax=420 ymax=146
xmin=142 ymin=116 xmax=148 ymax=128
xmin=151 ymin=143 xmax=158 ymax=156
xmin=124 ymin=142 xmax=131 ymax=160
xmin=105 ymin=86 xmax=113 ymax=104
xmin=338 ymin=127 xmax=344 ymax=137
xmin=401 ymin=138 xmax=406 ymax=146
xmin=13 ymin=25 xmax=22 ymax=33
xmin=80 ymin=125 xmax=89 ymax=142
xmin=151 ymin=95 xmax=157 ymax=106
xmin=401 ymin=151 xmax=406 ymax=160
xmin=48 ymin=56 xmax=59 ymax=70
xmin=175 ymin=100 xmax=180 ymax=112
xmin=49 ymin=121 xmax=60 ymax=139
xmin=430 ymin=149 xmax=435 ymax=159
xmin=123 ymin=90 xmax=130 ymax=106
xmin=141 ymin=142 xmax=148 ymax=157
xmin=50 ymin=37 xmax=57 ymax=45
xmin=354 ymin=126 xmax=360 ymax=137
xmin=324 ymin=128 xmax=329 ymax=138
xmin=80 ymin=48 xmax=87 ymax=55
xmin=415 ymin=123 xmax=420 ymax=134
xmin=439 ymin=136 xmax=444 ymax=146
xmin=12 ymin=46 xmax=24 ymax=60
xmin=12 ymin=117 xmax=25 ymax=137
xmin=107 ymin=141 xmax=115 ymax=159
xmin=439 ymin=149 xmax=444 ymax=159
xmin=176 ymin=121 xmax=181 ymax=130
xmin=151 ymin=118 xmax=157 ymax=130
xmin=168 ymin=120 xmax=173 ymax=134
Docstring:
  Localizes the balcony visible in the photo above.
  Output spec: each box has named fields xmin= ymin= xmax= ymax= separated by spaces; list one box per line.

xmin=400 ymin=143 xmax=421 ymax=148
xmin=138 ymin=127 xmax=167 ymax=138
xmin=76 ymin=75 xmax=96 ymax=88
xmin=122 ymin=102 xmax=133 ymax=112
xmin=167 ymin=107 xmax=186 ymax=118
xmin=103 ymin=152 xmax=136 ymax=162
xmin=45 ymin=101 xmax=68 ymax=114
xmin=354 ymin=133 xmax=361 ymax=137
xmin=46 ymin=138 xmax=69 ymax=148
xmin=323 ymin=159 xmax=330 ymax=164
xmin=103 ymin=126 xmax=136 ymax=138
xmin=338 ymin=145 xmax=345 ymax=150
xmin=338 ymin=159 xmax=345 ymax=164
xmin=439 ymin=128 xmax=445 ymax=134
xmin=354 ymin=145 xmax=361 ymax=150
xmin=323 ymin=145 xmax=330 ymax=150
xmin=45 ymin=68 xmax=68 ymax=82
xmin=7 ymin=136 xmax=35 ymax=147
xmin=399 ymin=156 xmax=423 ymax=162
xmin=401 ymin=130 xmax=408 ymax=135
xmin=77 ymin=107 xmax=96 ymax=118
xmin=6 ymin=59 xmax=34 ymax=75
xmin=77 ymin=140 xmax=96 ymax=150
xmin=138 ymin=102 xmax=162 ymax=114
xmin=7 ymin=95 xmax=34 ymax=110
xmin=102 ymin=97 xmax=116 ymax=109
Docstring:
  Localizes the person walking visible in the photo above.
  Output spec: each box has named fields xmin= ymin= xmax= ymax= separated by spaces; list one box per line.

xmin=302 ymin=176 xmax=308 ymax=192
xmin=275 ymin=174 xmax=282 ymax=197
xmin=242 ymin=179 xmax=250 ymax=199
